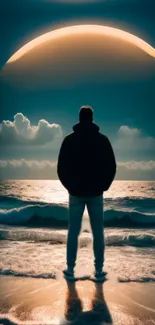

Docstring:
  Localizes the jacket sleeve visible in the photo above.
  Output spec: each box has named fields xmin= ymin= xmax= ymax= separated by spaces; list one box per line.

xmin=57 ymin=138 xmax=71 ymax=191
xmin=102 ymin=136 xmax=117 ymax=191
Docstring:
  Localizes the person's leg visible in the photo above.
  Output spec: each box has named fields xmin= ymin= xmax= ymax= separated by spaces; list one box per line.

xmin=87 ymin=195 xmax=104 ymax=273
xmin=66 ymin=195 xmax=85 ymax=272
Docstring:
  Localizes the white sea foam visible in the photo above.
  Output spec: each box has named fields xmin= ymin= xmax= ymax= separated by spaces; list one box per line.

xmin=0 ymin=237 xmax=155 ymax=283
xmin=1 ymin=227 xmax=155 ymax=248
xmin=0 ymin=180 xmax=155 ymax=284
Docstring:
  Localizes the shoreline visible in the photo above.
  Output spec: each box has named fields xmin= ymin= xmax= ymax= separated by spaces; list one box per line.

xmin=0 ymin=276 xmax=155 ymax=324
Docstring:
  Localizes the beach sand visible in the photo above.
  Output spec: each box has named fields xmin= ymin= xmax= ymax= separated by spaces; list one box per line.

xmin=0 ymin=275 xmax=155 ymax=325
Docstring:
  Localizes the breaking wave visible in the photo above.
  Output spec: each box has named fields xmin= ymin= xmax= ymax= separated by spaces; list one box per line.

xmin=0 ymin=226 xmax=155 ymax=248
xmin=0 ymin=200 xmax=155 ymax=228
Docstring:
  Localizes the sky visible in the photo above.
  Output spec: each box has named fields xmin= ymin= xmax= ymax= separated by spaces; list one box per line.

xmin=0 ymin=0 xmax=155 ymax=180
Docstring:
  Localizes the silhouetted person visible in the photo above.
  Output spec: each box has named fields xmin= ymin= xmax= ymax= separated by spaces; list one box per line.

xmin=57 ymin=106 xmax=116 ymax=281
xmin=63 ymin=280 xmax=112 ymax=324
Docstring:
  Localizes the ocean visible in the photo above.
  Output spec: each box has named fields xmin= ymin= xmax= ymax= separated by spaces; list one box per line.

xmin=0 ymin=180 xmax=155 ymax=283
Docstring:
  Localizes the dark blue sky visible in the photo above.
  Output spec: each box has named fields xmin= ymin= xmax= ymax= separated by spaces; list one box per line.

xmin=0 ymin=0 xmax=155 ymax=179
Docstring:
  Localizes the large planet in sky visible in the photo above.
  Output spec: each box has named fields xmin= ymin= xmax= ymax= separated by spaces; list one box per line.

xmin=2 ymin=25 xmax=155 ymax=88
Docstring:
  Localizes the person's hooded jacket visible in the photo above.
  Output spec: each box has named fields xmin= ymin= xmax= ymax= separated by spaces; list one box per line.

xmin=57 ymin=122 xmax=116 ymax=196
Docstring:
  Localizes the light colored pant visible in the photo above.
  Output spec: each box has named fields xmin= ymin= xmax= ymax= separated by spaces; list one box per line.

xmin=67 ymin=195 xmax=104 ymax=271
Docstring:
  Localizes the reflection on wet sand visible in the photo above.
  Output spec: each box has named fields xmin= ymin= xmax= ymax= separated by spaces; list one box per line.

xmin=1 ymin=276 xmax=155 ymax=324
xmin=62 ymin=280 xmax=112 ymax=324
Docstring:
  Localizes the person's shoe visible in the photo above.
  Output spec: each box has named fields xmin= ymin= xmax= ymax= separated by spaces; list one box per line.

xmin=63 ymin=268 xmax=75 ymax=281
xmin=92 ymin=270 xmax=107 ymax=282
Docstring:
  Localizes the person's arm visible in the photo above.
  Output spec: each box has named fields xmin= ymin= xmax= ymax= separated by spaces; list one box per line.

xmin=57 ymin=137 xmax=71 ymax=190
xmin=103 ymin=136 xmax=117 ymax=191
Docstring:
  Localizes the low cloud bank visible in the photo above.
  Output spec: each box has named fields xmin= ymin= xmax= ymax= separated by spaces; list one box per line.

xmin=0 ymin=159 xmax=154 ymax=180
xmin=0 ymin=159 xmax=57 ymax=179
xmin=117 ymin=161 xmax=155 ymax=180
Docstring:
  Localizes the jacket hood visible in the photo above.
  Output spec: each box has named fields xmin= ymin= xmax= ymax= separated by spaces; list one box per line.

xmin=73 ymin=122 xmax=100 ymax=133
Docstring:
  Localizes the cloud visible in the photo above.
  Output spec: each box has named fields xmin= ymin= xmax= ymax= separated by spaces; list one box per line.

xmin=0 ymin=159 xmax=57 ymax=179
xmin=117 ymin=161 xmax=155 ymax=180
xmin=0 ymin=160 xmax=56 ymax=169
xmin=118 ymin=160 xmax=155 ymax=171
xmin=0 ymin=113 xmax=62 ymax=146
xmin=0 ymin=159 xmax=155 ymax=180
xmin=114 ymin=125 xmax=155 ymax=151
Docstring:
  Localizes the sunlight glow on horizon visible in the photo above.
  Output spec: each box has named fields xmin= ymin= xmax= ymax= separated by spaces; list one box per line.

xmin=7 ymin=25 xmax=155 ymax=64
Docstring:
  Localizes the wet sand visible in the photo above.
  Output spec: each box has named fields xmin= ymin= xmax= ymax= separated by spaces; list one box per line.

xmin=0 ymin=275 xmax=155 ymax=324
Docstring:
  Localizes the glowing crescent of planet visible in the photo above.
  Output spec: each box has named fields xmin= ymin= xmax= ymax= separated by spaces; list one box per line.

xmin=7 ymin=25 xmax=155 ymax=64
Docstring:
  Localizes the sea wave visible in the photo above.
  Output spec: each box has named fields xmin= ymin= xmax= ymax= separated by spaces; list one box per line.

xmin=1 ymin=195 xmax=155 ymax=209
xmin=0 ymin=229 xmax=90 ymax=247
xmin=0 ymin=202 xmax=155 ymax=228
xmin=105 ymin=232 xmax=155 ymax=247
xmin=0 ymin=204 xmax=68 ymax=227
xmin=0 ymin=227 xmax=155 ymax=247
